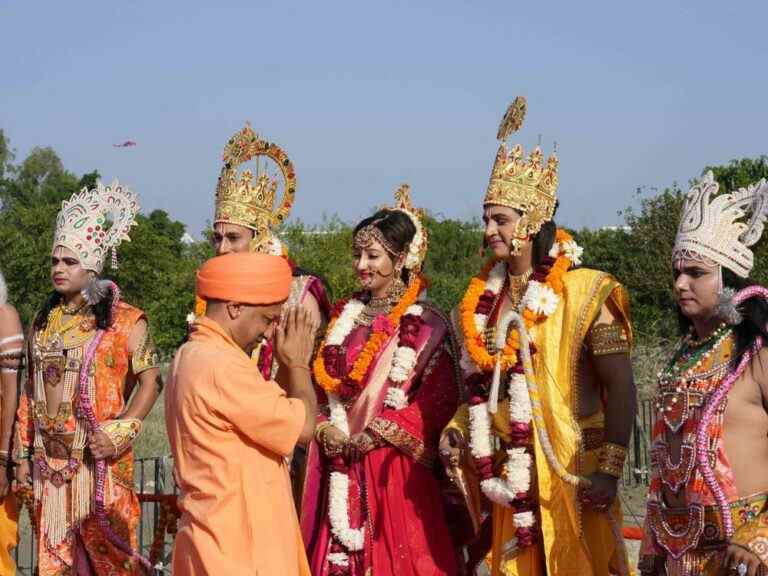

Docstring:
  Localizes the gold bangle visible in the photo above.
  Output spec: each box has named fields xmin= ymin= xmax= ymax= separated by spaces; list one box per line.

xmin=597 ymin=442 xmax=626 ymax=478
xmin=314 ymin=421 xmax=333 ymax=444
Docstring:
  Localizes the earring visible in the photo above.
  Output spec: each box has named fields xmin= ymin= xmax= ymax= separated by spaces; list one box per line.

xmin=388 ymin=264 xmax=406 ymax=302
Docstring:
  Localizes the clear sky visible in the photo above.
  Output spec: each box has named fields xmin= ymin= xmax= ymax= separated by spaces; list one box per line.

xmin=2 ymin=1 xmax=766 ymax=237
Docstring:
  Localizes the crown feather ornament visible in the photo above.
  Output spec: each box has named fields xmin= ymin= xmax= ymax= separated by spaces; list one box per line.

xmin=215 ymin=123 xmax=296 ymax=253
xmin=484 ymin=96 xmax=559 ymax=241
xmin=673 ymin=171 xmax=768 ymax=278
xmin=52 ymin=179 xmax=140 ymax=272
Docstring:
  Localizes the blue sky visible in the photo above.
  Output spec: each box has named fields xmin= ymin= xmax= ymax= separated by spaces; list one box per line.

xmin=2 ymin=1 xmax=766 ymax=237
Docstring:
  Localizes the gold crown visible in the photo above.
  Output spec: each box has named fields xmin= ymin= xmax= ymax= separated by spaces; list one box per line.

xmin=484 ymin=96 xmax=559 ymax=237
xmin=215 ymin=123 xmax=296 ymax=252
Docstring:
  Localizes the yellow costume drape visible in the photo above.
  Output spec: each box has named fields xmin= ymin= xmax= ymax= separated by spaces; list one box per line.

xmin=447 ymin=268 xmax=633 ymax=576
xmin=0 ymin=493 xmax=18 ymax=575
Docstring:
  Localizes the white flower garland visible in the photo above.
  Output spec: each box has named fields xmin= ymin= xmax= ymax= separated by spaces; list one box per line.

xmin=326 ymin=300 xmax=366 ymax=346
xmin=327 ymin=394 xmax=364 ymax=554
xmin=464 ymin=240 xmax=582 ymax=539
xmin=383 ymin=304 xmax=424 ymax=409
xmin=324 ymin=301 xmax=425 ymax=564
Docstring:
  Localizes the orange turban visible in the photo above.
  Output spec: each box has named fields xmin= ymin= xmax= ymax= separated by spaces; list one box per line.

xmin=196 ymin=253 xmax=292 ymax=305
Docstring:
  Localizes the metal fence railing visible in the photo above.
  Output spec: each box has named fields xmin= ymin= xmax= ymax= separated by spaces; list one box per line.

xmin=621 ymin=399 xmax=654 ymax=487
xmin=13 ymin=456 xmax=176 ymax=576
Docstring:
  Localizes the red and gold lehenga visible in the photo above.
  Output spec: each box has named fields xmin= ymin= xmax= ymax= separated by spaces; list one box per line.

xmin=301 ymin=286 xmax=461 ymax=575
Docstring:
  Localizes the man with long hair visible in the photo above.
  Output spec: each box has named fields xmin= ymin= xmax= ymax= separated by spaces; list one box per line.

xmin=640 ymin=173 xmax=768 ymax=576
xmin=439 ymin=97 xmax=637 ymax=575
xmin=15 ymin=180 xmax=162 ymax=575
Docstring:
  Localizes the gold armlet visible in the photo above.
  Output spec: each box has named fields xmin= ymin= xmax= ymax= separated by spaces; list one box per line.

xmin=101 ymin=418 xmax=142 ymax=456
xmin=597 ymin=442 xmax=626 ymax=478
xmin=588 ymin=322 xmax=630 ymax=357
xmin=131 ymin=329 xmax=160 ymax=375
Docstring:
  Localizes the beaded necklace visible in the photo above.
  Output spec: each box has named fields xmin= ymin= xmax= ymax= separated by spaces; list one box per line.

xmin=647 ymin=325 xmax=738 ymax=557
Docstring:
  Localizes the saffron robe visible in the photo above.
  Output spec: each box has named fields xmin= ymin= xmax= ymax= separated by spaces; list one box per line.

xmin=165 ymin=316 xmax=310 ymax=576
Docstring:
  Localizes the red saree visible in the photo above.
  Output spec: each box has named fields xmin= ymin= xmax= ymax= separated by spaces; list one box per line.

xmin=301 ymin=304 xmax=460 ymax=575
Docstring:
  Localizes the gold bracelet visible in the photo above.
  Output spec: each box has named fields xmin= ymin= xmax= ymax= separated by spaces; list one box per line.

xmin=597 ymin=442 xmax=627 ymax=478
xmin=314 ymin=421 xmax=333 ymax=444
xmin=101 ymin=418 xmax=142 ymax=456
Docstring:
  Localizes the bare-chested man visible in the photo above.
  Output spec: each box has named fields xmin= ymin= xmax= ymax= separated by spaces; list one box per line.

xmin=640 ymin=172 xmax=768 ymax=576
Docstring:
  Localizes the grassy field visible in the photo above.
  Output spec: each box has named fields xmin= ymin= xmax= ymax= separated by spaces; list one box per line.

xmin=134 ymin=394 xmax=171 ymax=459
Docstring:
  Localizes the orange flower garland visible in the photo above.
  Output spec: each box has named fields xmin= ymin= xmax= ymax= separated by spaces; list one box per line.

xmin=460 ymin=229 xmax=575 ymax=373
xmin=314 ymin=275 xmax=428 ymax=395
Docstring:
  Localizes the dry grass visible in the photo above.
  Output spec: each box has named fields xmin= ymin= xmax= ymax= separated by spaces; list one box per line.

xmin=632 ymin=337 xmax=671 ymax=399
xmin=134 ymin=394 xmax=170 ymax=458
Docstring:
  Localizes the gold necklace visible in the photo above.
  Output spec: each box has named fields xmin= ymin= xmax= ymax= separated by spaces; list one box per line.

xmin=61 ymin=299 xmax=87 ymax=315
xmin=37 ymin=305 xmax=94 ymax=349
xmin=506 ymin=268 xmax=533 ymax=309
xmin=357 ymin=295 xmax=394 ymax=326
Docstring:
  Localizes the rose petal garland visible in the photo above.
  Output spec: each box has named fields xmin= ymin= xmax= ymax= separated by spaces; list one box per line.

xmin=461 ymin=230 xmax=580 ymax=549
xmin=314 ymin=276 xmax=427 ymax=396
xmin=384 ymin=305 xmax=423 ymax=409
xmin=318 ymin=280 xmax=427 ymax=572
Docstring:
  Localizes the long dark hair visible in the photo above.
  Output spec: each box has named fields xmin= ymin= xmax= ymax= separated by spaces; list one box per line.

xmin=34 ymin=286 xmax=115 ymax=332
xmin=532 ymin=219 xmax=557 ymax=268
xmin=353 ymin=209 xmax=416 ymax=285
xmin=677 ymin=268 xmax=768 ymax=359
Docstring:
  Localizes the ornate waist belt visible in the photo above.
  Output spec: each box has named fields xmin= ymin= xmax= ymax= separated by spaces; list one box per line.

xmin=648 ymin=492 xmax=768 ymax=559
xmin=40 ymin=431 xmax=78 ymax=460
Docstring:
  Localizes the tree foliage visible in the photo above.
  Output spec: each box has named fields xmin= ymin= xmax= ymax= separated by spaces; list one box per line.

xmin=2 ymin=128 xmax=767 ymax=353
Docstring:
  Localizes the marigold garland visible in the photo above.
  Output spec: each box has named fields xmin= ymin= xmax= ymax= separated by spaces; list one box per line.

xmin=459 ymin=229 xmax=575 ymax=373
xmin=313 ymin=275 xmax=428 ymax=395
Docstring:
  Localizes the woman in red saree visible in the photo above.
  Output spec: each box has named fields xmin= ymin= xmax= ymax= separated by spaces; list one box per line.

xmin=301 ymin=185 xmax=460 ymax=575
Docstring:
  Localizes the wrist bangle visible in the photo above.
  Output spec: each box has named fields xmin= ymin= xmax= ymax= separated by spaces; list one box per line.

xmin=315 ymin=421 xmax=333 ymax=443
xmin=289 ymin=364 xmax=311 ymax=372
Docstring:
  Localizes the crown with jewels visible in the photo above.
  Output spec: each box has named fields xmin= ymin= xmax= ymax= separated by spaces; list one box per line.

xmin=484 ymin=96 xmax=559 ymax=236
xmin=52 ymin=179 xmax=140 ymax=273
xmin=673 ymin=171 xmax=768 ymax=278
xmin=214 ymin=123 xmax=296 ymax=253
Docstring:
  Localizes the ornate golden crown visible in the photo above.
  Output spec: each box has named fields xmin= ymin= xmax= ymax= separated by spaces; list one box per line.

xmin=215 ymin=123 xmax=296 ymax=252
xmin=484 ymin=96 xmax=559 ymax=237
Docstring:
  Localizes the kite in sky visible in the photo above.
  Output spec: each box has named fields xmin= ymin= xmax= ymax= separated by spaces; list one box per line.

xmin=113 ymin=140 xmax=137 ymax=148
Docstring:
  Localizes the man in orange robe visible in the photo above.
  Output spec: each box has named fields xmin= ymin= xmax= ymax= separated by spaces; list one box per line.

xmin=166 ymin=253 xmax=318 ymax=575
